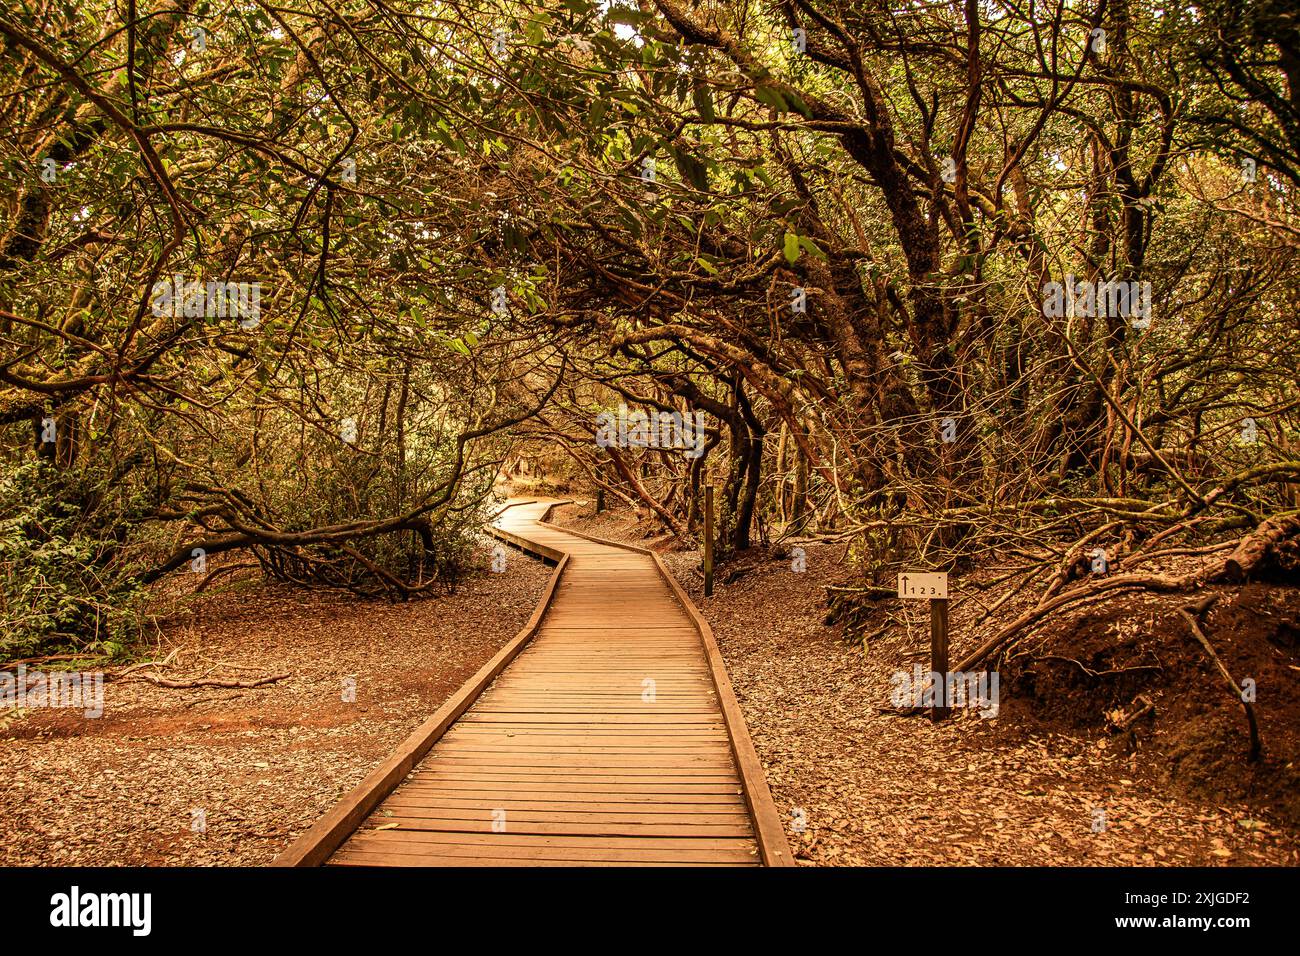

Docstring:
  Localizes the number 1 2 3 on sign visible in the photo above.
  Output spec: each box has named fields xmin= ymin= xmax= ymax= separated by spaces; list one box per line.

xmin=898 ymin=572 xmax=948 ymax=599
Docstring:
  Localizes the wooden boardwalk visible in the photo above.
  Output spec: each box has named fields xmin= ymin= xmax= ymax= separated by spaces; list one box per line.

xmin=275 ymin=499 xmax=791 ymax=867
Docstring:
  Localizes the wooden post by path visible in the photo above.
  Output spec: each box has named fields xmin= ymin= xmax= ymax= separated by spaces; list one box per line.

xmin=898 ymin=572 xmax=950 ymax=722
xmin=930 ymin=596 xmax=950 ymax=723
xmin=704 ymin=485 xmax=714 ymax=597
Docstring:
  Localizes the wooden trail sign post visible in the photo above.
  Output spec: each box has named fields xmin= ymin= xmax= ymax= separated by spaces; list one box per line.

xmin=898 ymin=572 xmax=950 ymax=722
xmin=703 ymin=486 xmax=715 ymax=597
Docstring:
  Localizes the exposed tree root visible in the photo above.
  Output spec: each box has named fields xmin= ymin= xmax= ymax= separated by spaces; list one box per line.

xmin=1179 ymin=599 xmax=1262 ymax=762
xmin=953 ymin=514 xmax=1300 ymax=673
xmin=195 ymin=562 xmax=259 ymax=593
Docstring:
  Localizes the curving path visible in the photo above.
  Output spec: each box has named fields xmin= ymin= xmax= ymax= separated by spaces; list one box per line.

xmin=277 ymin=499 xmax=791 ymax=867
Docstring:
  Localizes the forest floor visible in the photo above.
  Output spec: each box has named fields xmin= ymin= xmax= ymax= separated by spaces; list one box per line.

xmin=549 ymin=501 xmax=1300 ymax=866
xmin=0 ymin=539 xmax=550 ymax=866
xmin=4 ymin=495 xmax=1295 ymax=867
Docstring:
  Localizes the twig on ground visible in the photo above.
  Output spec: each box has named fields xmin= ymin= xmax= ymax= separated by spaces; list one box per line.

xmin=139 ymin=673 xmax=290 ymax=689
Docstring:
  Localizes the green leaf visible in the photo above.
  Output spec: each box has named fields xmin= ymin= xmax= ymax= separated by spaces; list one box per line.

xmin=798 ymin=236 xmax=826 ymax=260
xmin=783 ymin=231 xmax=801 ymax=264
xmin=692 ymin=84 xmax=715 ymax=123
xmin=783 ymin=90 xmax=814 ymax=118
xmin=754 ymin=86 xmax=789 ymax=112
xmin=671 ymin=147 xmax=709 ymax=191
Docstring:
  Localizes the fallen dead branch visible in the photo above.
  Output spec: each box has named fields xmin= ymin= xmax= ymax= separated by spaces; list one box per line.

xmin=953 ymin=514 xmax=1300 ymax=673
xmin=825 ymin=584 xmax=896 ymax=601
xmin=138 ymin=672 xmax=290 ymax=689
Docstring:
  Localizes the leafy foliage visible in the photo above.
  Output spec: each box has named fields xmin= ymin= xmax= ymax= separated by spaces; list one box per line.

xmin=0 ymin=461 xmax=144 ymax=657
xmin=1 ymin=0 xmax=1297 ymax=656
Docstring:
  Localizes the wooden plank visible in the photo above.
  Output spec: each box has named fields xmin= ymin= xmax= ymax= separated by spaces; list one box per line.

xmin=394 ymin=771 xmax=742 ymax=786
xmin=434 ymin=737 xmax=729 ymax=748
xmin=383 ymin=789 xmax=745 ymax=805
xmin=380 ymin=796 xmax=747 ymax=812
xmin=411 ymin=755 xmax=737 ymax=770
xmin=360 ymin=820 xmax=755 ymax=838
xmin=365 ymin=809 xmax=749 ymax=824
xmin=339 ymin=829 xmax=755 ymax=851
xmin=329 ymin=853 xmax=755 ymax=867
xmin=330 ymin=845 xmax=758 ymax=866
xmin=391 ymin=780 xmax=744 ymax=795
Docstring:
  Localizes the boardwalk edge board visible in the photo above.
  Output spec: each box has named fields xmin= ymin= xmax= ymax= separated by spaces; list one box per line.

xmin=271 ymin=501 xmax=571 ymax=867
xmin=542 ymin=516 xmax=796 ymax=868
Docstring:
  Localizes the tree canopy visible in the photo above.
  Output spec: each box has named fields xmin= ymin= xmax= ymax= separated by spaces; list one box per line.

xmin=2 ymin=0 xmax=1297 ymax=655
